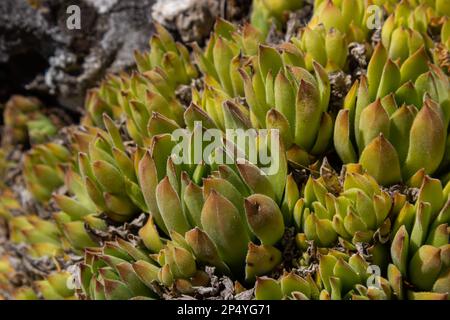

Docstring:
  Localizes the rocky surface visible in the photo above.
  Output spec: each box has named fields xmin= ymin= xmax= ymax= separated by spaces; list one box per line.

xmin=0 ymin=0 xmax=156 ymax=111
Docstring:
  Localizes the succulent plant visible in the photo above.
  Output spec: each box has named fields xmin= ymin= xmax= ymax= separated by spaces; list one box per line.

xmin=381 ymin=2 xmax=436 ymax=58
xmin=2 ymin=95 xmax=57 ymax=145
xmin=334 ymin=43 xmax=450 ymax=185
xmin=314 ymin=250 xmax=386 ymax=300
xmin=0 ymin=149 xmax=13 ymax=188
xmin=193 ymin=43 xmax=332 ymax=166
xmin=293 ymin=166 xmax=392 ymax=247
xmin=0 ymin=189 xmax=21 ymax=220
xmin=82 ymin=76 xmax=123 ymax=129
xmin=134 ymin=23 xmax=198 ymax=86
xmin=84 ymin=71 xmax=186 ymax=146
xmin=254 ymin=250 xmax=387 ymax=300
xmin=8 ymin=215 xmax=64 ymax=258
xmin=243 ymin=57 xmax=332 ymax=167
xmin=192 ymin=18 xmax=267 ymax=98
xmin=35 ymin=271 xmax=76 ymax=300
xmin=433 ymin=17 xmax=450 ymax=73
xmin=0 ymin=255 xmax=15 ymax=294
xmin=308 ymin=0 xmax=372 ymax=43
xmin=135 ymin=123 xmax=292 ymax=281
xmin=60 ymin=120 xmax=148 ymax=222
xmin=79 ymin=239 xmax=163 ymax=300
xmin=251 ymin=0 xmax=304 ymax=35
xmin=441 ymin=17 xmax=450 ymax=49
xmin=253 ymin=173 xmax=450 ymax=300
xmin=23 ymin=143 xmax=71 ymax=203
xmin=292 ymin=25 xmax=350 ymax=72
xmin=376 ymin=0 xmax=450 ymax=19
xmin=51 ymin=123 xmax=148 ymax=252
xmin=254 ymin=272 xmax=319 ymax=300
xmin=79 ymin=201 xmax=281 ymax=301
xmin=389 ymin=177 xmax=450 ymax=299
xmin=285 ymin=0 xmax=382 ymax=74
xmin=2 ymin=0 xmax=450 ymax=301
xmin=83 ymin=24 xmax=191 ymax=145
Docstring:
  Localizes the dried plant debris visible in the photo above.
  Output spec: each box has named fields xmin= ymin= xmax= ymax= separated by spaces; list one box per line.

xmin=328 ymin=71 xmax=352 ymax=113
xmin=85 ymin=213 xmax=147 ymax=244
xmin=348 ymin=42 xmax=369 ymax=79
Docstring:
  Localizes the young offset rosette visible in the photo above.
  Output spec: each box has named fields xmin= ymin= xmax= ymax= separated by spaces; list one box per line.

xmin=2 ymin=96 xmax=58 ymax=145
xmin=134 ymin=23 xmax=198 ymax=86
xmin=253 ymin=251 xmax=381 ymax=300
xmin=23 ymin=143 xmax=71 ymax=203
xmin=308 ymin=0 xmax=371 ymax=43
xmin=334 ymin=44 xmax=450 ymax=185
xmin=293 ymin=168 xmax=392 ymax=248
xmin=386 ymin=174 xmax=450 ymax=300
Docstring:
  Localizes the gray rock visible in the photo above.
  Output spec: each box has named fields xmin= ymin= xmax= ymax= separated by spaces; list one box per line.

xmin=0 ymin=0 xmax=155 ymax=110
